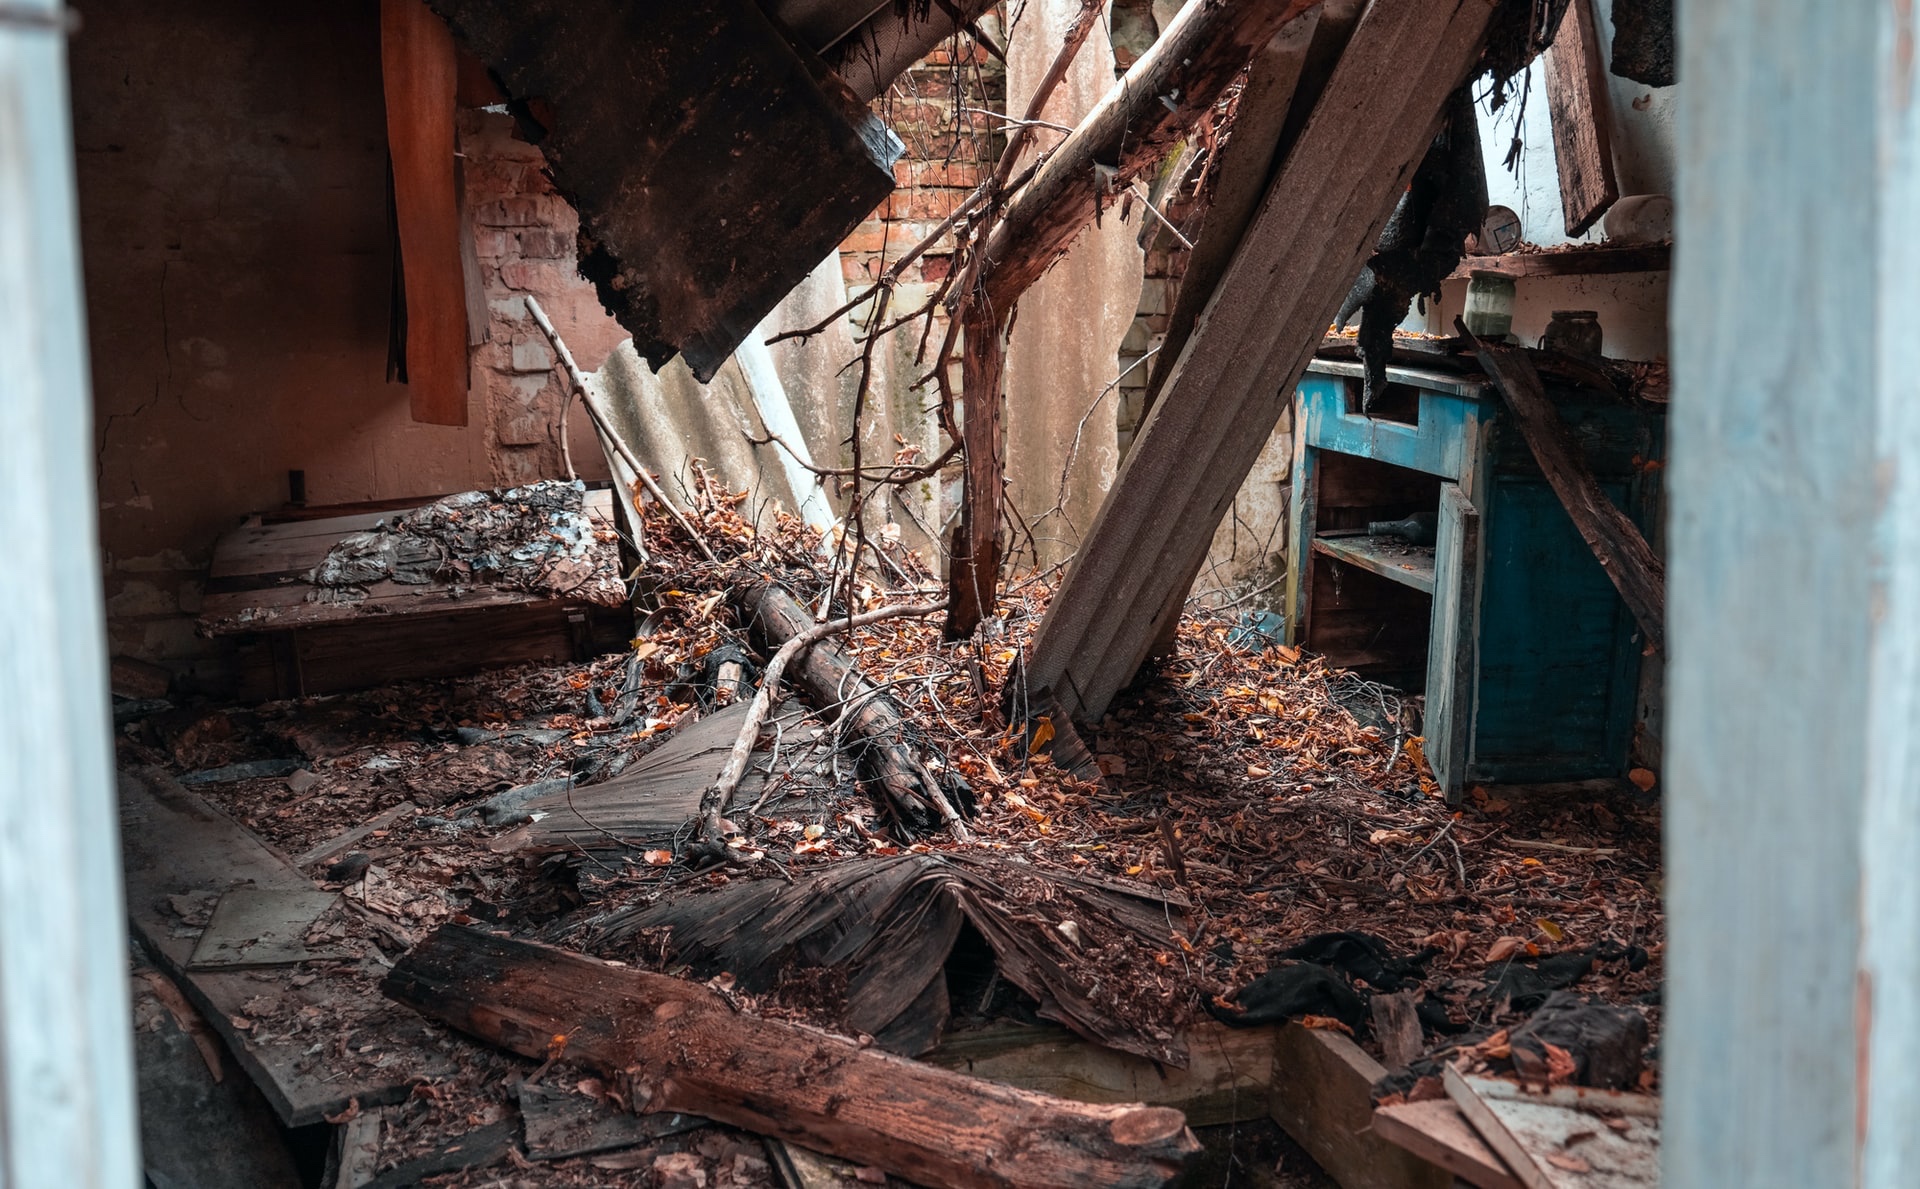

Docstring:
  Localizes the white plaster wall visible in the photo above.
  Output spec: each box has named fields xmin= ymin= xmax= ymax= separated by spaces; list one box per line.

xmin=1001 ymin=0 xmax=1146 ymax=568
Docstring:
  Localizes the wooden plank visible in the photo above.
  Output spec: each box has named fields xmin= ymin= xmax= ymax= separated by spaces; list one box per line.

xmin=294 ymin=802 xmax=419 ymax=869
xmin=1447 ymin=244 xmax=1669 ymax=279
xmin=1373 ymin=1100 xmax=1522 ymax=1189
xmin=1426 ymin=483 xmax=1482 ymax=800
xmin=1445 ymin=1071 xmax=1658 ymax=1189
xmin=1311 ymin=535 xmax=1437 ymax=595
xmin=384 ymin=924 xmax=1201 ymax=1189
xmin=1368 ymin=993 xmax=1425 ymax=1070
xmin=1269 ymin=1024 xmax=1451 ymax=1189
xmin=1464 ymin=331 xmax=1664 ymax=654
xmin=1027 ymin=0 xmax=1500 ymax=723
xmin=381 ymin=0 xmax=469 ymax=426
xmin=118 ymin=769 xmax=448 ymax=1126
xmin=928 ymin=1022 xmax=1278 ymax=1127
xmin=1541 ymin=0 xmax=1618 ymax=237
xmin=430 ymin=0 xmax=898 ymax=381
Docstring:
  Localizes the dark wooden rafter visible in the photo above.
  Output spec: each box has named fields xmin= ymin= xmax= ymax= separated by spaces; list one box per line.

xmin=383 ymin=924 xmax=1202 ymax=1189
xmin=1024 ymin=0 xmax=1502 ymax=724
xmin=946 ymin=0 xmax=1322 ymax=637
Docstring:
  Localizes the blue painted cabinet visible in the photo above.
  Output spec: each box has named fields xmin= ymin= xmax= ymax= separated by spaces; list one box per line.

xmin=1283 ymin=360 xmax=1662 ymax=797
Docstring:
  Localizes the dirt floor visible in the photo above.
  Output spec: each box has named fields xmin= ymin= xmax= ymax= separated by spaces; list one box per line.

xmin=119 ymin=488 xmax=1662 ymax=1187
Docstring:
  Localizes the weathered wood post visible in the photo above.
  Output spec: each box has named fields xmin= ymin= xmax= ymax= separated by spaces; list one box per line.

xmin=0 ymin=1 xmax=143 ymax=1182
xmin=1667 ymin=1 xmax=1920 ymax=1184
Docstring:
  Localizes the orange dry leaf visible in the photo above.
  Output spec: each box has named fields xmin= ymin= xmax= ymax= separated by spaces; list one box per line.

xmin=1486 ymin=936 xmax=1526 ymax=963
xmin=1298 ymin=1015 xmax=1354 ymax=1035
xmin=1628 ymin=767 xmax=1657 ymax=791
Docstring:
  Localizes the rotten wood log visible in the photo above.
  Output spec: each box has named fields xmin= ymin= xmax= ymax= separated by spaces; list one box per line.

xmin=735 ymin=580 xmax=967 ymax=838
xmin=1024 ymin=0 xmax=1500 ymax=724
xmin=1542 ymin=0 xmax=1618 ymax=237
xmin=697 ymin=598 xmax=955 ymax=841
xmin=383 ymin=924 xmax=1201 ymax=1189
xmin=1461 ymin=324 xmax=1666 ymax=653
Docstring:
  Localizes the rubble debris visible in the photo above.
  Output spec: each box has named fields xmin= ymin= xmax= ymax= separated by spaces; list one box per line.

xmin=304 ymin=479 xmax=624 ymax=608
xmin=581 ymin=852 xmax=1196 ymax=1065
xmin=1444 ymin=1068 xmax=1658 ymax=1189
xmin=384 ymin=923 xmax=1203 ymax=1189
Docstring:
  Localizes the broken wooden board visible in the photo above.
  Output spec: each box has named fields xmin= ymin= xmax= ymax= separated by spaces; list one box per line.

xmin=119 ymin=768 xmax=451 ymax=1126
xmin=589 ymin=853 xmax=1192 ymax=1066
xmin=1374 ymin=1099 xmax=1524 ymax=1189
xmin=929 ymin=1021 xmax=1277 ymax=1127
xmin=186 ymin=887 xmax=350 ymax=970
xmin=1542 ymin=0 xmax=1618 ymax=238
xmin=522 ymin=701 xmax=796 ymax=854
xmin=1444 ymin=1069 xmax=1658 ymax=1189
xmin=201 ymin=488 xmax=629 ymax=699
xmin=384 ymin=924 xmax=1201 ymax=1189
xmin=428 ymin=0 xmax=899 ymax=380
xmin=518 ymin=1081 xmax=706 ymax=1161
xmin=1025 ymin=0 xmax=1500 ymax=723
xmin=1268 ymin=1024 xmax=1452 ymax=1189
xmin=381 ymin=0 xmax=468 ymax=426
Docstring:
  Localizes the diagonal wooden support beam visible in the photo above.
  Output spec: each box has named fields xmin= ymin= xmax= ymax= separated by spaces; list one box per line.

xmin=1024 ymin=0 xmax=1499 ymax=724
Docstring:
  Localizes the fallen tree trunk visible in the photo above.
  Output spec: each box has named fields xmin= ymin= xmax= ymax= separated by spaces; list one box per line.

xmin=734 ymin=580 xmax=967 ymax=838
xmin=384 ymin=925 xmax=1200 ymax=1189
xmin=1462 ymin=326 xmax=1666 ymax=653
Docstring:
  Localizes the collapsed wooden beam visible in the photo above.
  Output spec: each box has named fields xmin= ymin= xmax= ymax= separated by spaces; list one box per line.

xmin=948 ymin=0 xmax=1320 ymax=636
xmin=1024 ymin=0 xmax=1500 ymax=723
xmin=428 ymin=0 xmax=899 ymax=381
xmin=1463 ymin=328 xmax=1666 ymax=653
xmin=383 ymin=924 xmax=1201 ymax=1189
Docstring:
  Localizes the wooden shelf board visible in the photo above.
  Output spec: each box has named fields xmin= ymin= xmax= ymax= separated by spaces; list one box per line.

xmin=1449 ymin=242 xmax=1671 ymax=279
xmin=1313 ymin=534 xmax=1438 ymax=594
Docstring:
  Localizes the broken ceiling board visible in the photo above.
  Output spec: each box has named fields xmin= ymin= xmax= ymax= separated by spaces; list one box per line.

xmin=186 ymin=887 xmax=351 ymax=970
xmin=384 ymin=924 xmax=1202 ymax=1189
xmin=1374 ymin=1100 xmax=1525 ymax=1189
xmin=1268 ymin=1024 xmax=1453 ymax=1189
xmin=381 ymin=0 xmax=470 ymax=426
xmin=428 ymin=0 xmax=900 ymax=381
xmin=1024 ymin=0 xmax=1499 ymax=724
xmin=928 ymin=1021 xmax=1277 ymax=1127
xmin=589 ymin=853 xmax=1194 ymax=1066
xmin=1542 ymin=0 xmax=1618 ymax=238
xmin=1444 ymin=1070 xmax=1659 ymax=1189
xmin=118 ymin=768 xmax=452 ymax=1126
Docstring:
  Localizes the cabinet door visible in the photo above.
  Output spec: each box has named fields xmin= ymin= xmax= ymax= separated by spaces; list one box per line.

xmin=1426 ymin=483 xmax=1481 ymax=801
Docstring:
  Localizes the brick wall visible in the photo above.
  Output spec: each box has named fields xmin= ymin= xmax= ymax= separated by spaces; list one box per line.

xmin=458 ymin=108 xmax=632 ymax=486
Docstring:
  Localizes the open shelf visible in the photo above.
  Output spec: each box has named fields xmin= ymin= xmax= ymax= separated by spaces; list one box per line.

xmin=1312 ymin=533 xmax=1436 ymax=595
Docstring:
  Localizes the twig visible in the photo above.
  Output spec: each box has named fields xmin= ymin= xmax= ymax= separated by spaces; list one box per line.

xmin=524 ymin=295 xmax=718 ymax=563
xmin=695 ymin=600 xmax=951 ymax=842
